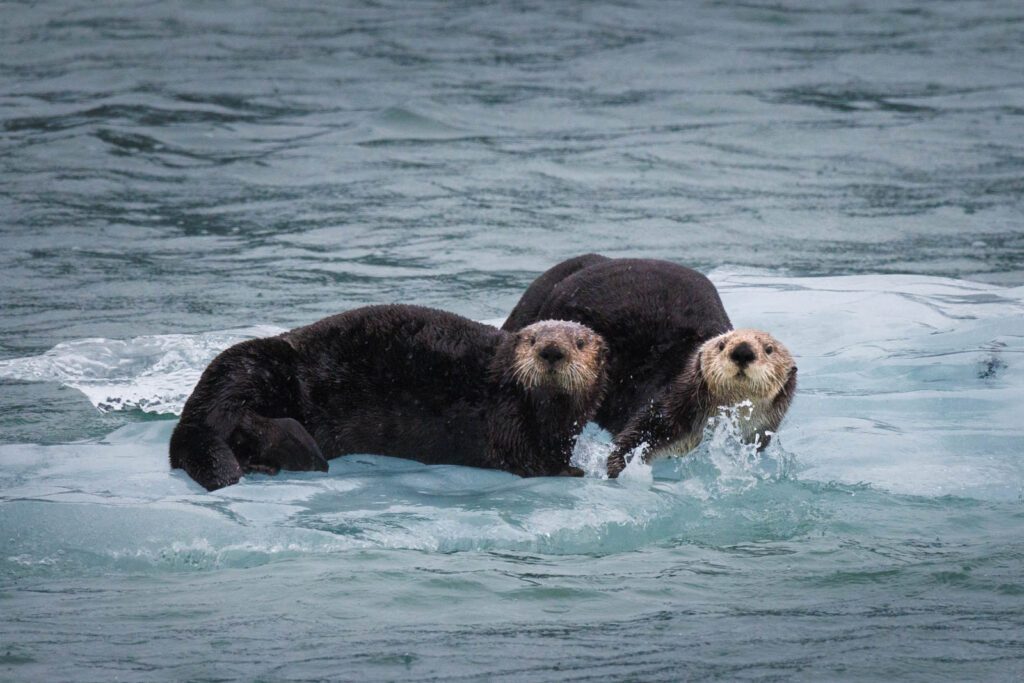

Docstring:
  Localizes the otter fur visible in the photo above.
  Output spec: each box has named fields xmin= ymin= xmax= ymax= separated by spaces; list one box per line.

xmin=503 ymin=255 xmax=797 ymax=477
xmin=170 ymin=305 xmax=608 ymax=490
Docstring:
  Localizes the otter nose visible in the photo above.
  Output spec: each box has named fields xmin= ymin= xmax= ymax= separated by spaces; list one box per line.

xmin=538 ymin=344 xmax=565 ymax=366
xmin=729 ymin=341 xmax=756 ymax=368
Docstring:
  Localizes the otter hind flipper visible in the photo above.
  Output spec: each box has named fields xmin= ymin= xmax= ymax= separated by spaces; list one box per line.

xmin=170 ymin=336 xmax=323 ymax=489
xmin=169 ymin=422 xmax=244 ymax=491
xmin=247 ymin=416 xmax=328 ymax=473
xmin=170 ymin=415 xmax=326 ymax=490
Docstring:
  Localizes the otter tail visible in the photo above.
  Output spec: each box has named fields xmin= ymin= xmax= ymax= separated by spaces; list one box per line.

xmin=169 ymin=337 xmax=328 ymax=491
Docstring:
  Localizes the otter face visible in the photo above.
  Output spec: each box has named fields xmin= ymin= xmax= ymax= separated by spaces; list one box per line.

xmin=512 ymin=320 xmax=607 ymax=396
xmin=699 ymin=328 xmax=795 ymax=403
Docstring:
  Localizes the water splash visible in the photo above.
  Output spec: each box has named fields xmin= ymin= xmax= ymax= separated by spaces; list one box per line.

xmin=569 ymin=423 xmax=615 ymax=478
xmin=703 ymin=401 xmax=795 ymax=492
xmin=617 ymin=442 xmax=655 ymax=485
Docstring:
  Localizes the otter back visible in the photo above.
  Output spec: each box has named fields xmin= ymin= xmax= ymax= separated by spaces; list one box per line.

xmin=504 ymin=256 xmax=731 ymax=434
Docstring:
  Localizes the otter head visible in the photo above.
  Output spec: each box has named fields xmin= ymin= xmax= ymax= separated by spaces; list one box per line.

xmin=698 ymin=328 xmax=795 ymax=405
xmin=511 ymin=320 xmax=608 ymax=397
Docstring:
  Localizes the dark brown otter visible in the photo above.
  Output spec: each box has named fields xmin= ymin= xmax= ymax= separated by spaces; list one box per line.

xmin=503 ymin=255 xmax=797 ymax=477
xmin=170 ymin=305 xmax=608 ymax=491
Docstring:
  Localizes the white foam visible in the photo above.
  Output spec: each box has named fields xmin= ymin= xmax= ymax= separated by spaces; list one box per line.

xmin=0 ymin=325 xmax=284 ymax=415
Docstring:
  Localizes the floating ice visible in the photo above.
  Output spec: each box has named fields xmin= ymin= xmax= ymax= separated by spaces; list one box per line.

xmin=1 ymin=274 xmax=1022 ymax=503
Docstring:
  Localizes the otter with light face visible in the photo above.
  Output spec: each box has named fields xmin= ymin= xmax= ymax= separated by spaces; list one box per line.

xmin=170 ymin=305 xmax=608 ymax=490
xmin=503 ymin=255 xmax=797 ymax=477
xmin=606 ymin=328 xmax=795 ymax=476
xmin=511 ymin=320 xmax=608 ymax=402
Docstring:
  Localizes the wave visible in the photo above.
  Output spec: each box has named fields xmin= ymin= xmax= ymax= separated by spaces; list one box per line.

xmin=0 ymin=325 xmax=284 ymax=415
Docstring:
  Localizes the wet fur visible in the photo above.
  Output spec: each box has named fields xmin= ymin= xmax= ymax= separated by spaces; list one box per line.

xmin=606 ymin=336 xmax=797 ymax=477
xmin=509 ymin=320 xmax=607 ymax=410
xmin=170 ymin=305 xmax=607 ymax=490
xmin=503 ymin=255 xmax=797 ymax=477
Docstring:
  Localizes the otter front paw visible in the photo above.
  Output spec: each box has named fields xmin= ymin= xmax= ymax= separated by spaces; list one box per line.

xmin=606 ymin=452 xmax=626 ymax=478
xmin=557 ymin=465 xmax=585 ymax=477
xmin=244 ymin=462 xmax=281 ymax=475
xmin=256 ymin=417 xmax=329 ymax=473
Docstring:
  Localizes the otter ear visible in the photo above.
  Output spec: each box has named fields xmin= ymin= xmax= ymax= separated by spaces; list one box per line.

xmin=774 ymin=365 xmax=798 ymax=406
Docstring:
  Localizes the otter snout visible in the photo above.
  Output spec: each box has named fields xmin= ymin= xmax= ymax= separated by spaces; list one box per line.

xmin=729 ymin=341 xmax=756 ymax=368
xmin=538 ymin=343 xmax=566 ymax=367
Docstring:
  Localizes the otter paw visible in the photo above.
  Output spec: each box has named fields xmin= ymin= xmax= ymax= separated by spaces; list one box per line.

xmin=606 ymin=453 xmax=626 ymax=479
xmin=256 ymin=417 xmax=329 ymax=473
xmin=244 ymin=463 xmax=281 ymax=475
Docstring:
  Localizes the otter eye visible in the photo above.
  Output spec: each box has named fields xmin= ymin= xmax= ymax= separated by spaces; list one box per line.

xmin=576 ymin=339 xmax=585 ymax=350
xmin=530 ymin=336 xmax=536 ymax=346
xmin=765 ymin=345 xmax=774 ymax=355
xmin=718 ymin=341 xmax=726 ymax=352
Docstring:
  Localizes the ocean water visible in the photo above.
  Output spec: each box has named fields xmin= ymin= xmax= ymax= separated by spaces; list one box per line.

xmin=2 ymin=1 xmax=1023 ymax=680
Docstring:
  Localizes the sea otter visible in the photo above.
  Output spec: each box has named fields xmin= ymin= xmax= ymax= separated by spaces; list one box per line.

xmin=503 ymin=255 xmax=796 ymax=477
xmin=170 ymin=305 xmax=608 ymax=491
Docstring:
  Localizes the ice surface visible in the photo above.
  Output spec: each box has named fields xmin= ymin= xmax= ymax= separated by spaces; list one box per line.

xmin=0 ymin=325 xmax=284 ymax=415
xmin=1 ymin=273 xmax=1021 ymax=556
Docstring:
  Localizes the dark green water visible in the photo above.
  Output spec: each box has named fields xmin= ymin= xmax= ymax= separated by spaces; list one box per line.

xmin=2 ymin=1 xmax=1023 ymax=680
